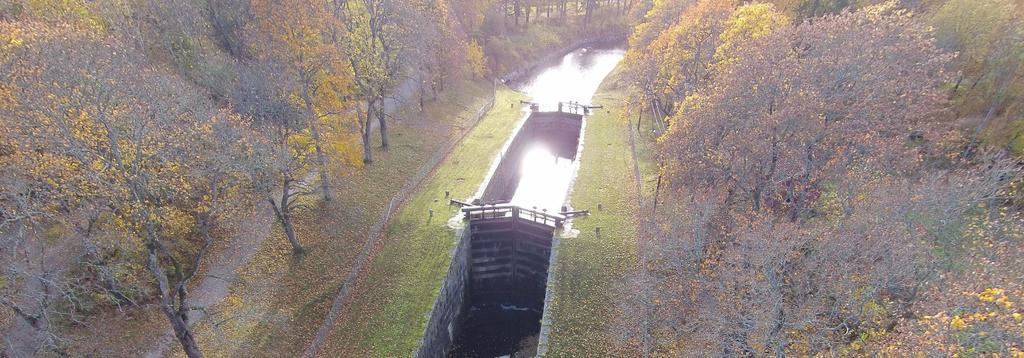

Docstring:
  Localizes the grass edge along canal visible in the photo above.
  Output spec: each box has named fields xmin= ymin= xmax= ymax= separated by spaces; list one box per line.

xmin=320 ymin=87 xmax=532 ymax=356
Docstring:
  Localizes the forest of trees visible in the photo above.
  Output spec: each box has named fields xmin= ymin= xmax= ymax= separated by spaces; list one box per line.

xmin=617 ymin=0 xmax=1024 ymax=356
xmin=0 ymin=0 xmax=637 ymax=356
xmin=2 ymin=0 xmax=1023 ymax=356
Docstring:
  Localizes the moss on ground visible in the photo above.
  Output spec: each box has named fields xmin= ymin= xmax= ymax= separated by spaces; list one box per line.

xmin=319 ymin=87 xmax=530 ymax=356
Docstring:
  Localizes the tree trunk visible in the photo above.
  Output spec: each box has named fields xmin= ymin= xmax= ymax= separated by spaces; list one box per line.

xmin=362 ymin=100 xmax=374 ymax=164
xmin=375 ymin=99 xmax=389 ymax=150
xmin=652 ymin=173 xmax=662 ymax=217
xmin=514 ymin=0 xmax=521 ymax=26
xmin=281 ymin=211 xmax=301 ymax=254
xmin=362 ymin=126 xmax=373 ymax=163
xmin=269 ymin=179 xmax=303 ymax=254
xmin=147 ymin=250 xmax=204 ymax=358
xmin=752 ymin=186 xmax=763 ymax=211
xmin=160 ymin=303 xmax=203 ymax=358
xmin=206 ymin=2 xmax=235 ymax=57
xmin=524 ymin=4 xmax=530 ymax=27
xmin=584 ymin=0 xmax=595 ymax=28
xmin=271 ymin=204 xmax=302 ymax=254
xmin=418 ymin=73 xmax=425 ymax=111
xmin=301 ymin=88 xmax=332 ymax=202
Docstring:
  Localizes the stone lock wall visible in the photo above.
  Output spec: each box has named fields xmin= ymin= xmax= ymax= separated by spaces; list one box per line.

xmin=414 ymin=228 xmax=471 ymax=358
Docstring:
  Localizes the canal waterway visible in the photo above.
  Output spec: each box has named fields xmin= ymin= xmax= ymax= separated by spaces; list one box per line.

xmin=506 ymin=46 xmax=625 ymax=213
xmin=448 ymin=44 xmax=625 ymax=358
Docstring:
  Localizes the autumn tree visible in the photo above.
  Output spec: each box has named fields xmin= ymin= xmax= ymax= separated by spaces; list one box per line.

xmin=768 ymin=0 xmax=854 ymax=18
xmin=330 ymin=0 xmax=407 ymax=164
xmin=931 ymin=0 xmax=1024 ymax=128
xmin=613 ymin=3 xmax=1024 ymax=355
xmin=1 ymin=22 xmax=252 ymax=358
xmin=623 ymin=0 xmax=734 ymax=130
xmin=661 ymin=2 xmax=950 ymax=218
xmin=0 ymin=163 xmax=73 ymax=356
xmin=634 ymin=157 xmax=1017 ymax=355
xmin=396 ymin=0 xmax=476 ymax=110
xmin=232 ymin=60 xmax=312 ymax=255
xmin=627 ymin=0 xmax=693 ymax=52
xmin=712 ymin=2 xmax=789 ymax=70
xmin=250 ymin=0 xmax=359 ymax=202
xmin=205 ymin=0 xmax=252 ymax=59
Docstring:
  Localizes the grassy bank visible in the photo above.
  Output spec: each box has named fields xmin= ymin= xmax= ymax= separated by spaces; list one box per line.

xmin=318 ymin=88 xmax=530 ymax=356
xmin=544 ymin=73 xmax=654 ymax=357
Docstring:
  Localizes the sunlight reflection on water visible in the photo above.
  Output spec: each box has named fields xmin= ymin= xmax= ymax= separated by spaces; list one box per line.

xmin=505 ymin=46 xmax=624 ymax=213
xmin=451 ymin=45 xmax=625 ymax=358
xmin=509 ymin=145 xmax=576 ymax=213
xmin=518 ymin=47 xmax=626 ymax=111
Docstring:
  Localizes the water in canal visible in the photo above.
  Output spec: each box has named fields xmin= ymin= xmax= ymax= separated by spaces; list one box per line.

xmin=449 ymin=44 xmax=624 ymax=358
xmin=507 ymin=46 xmax=625 ymax=213
xmin=517 ymin=46 xmax=627 ymax=112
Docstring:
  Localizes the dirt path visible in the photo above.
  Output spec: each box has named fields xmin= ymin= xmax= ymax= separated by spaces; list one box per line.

xmin=143 ymin=206 xmax=274 ymax=358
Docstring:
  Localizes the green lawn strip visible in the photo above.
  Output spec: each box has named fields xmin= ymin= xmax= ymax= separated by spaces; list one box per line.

xmin=321 ymin=87 xmax=531 ymax=356
xmin=545 ymin=84 xmax=644 ymax=357
xmin=176 ymin=80 xmax=493 ymax=357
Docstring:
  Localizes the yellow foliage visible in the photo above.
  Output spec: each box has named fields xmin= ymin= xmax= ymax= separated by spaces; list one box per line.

xmin=997 ymin=296 xmax=1014 ymax=309
xmin=0 ymin=27 xmax=24 ymax=51
xmin=23 ymin=0 xmax=107 ymax=30
xmin=651 ymin=0 xmax=734 ymax=98
xmin=979 ymin=287 xmax=1005 ymax=302
xmin=224 ymin=293 xmax=243 ymax=308
xmin=289 ymin=130 xmax=317 ymax=159
xmin=950 ymin=315 xmax=968 ymax=330
xmin=466 ymin=40 xmax=487 ymax=77
xmin=970 ymin=312 xmax=989 ymax=322
xmin=328 ymin=126 xmax=363 ymax=168
xmin=714 ymin=2 xmax=790 ymax=69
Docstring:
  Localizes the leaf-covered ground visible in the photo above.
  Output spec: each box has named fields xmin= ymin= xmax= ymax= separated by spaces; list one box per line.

xmin=864 ymin=211 xmax=1024 ymax=356
xmin=63 ymin=80 xmax=494 ymax=357
xmin=543 ymin=74 xmax=650 ymax=357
